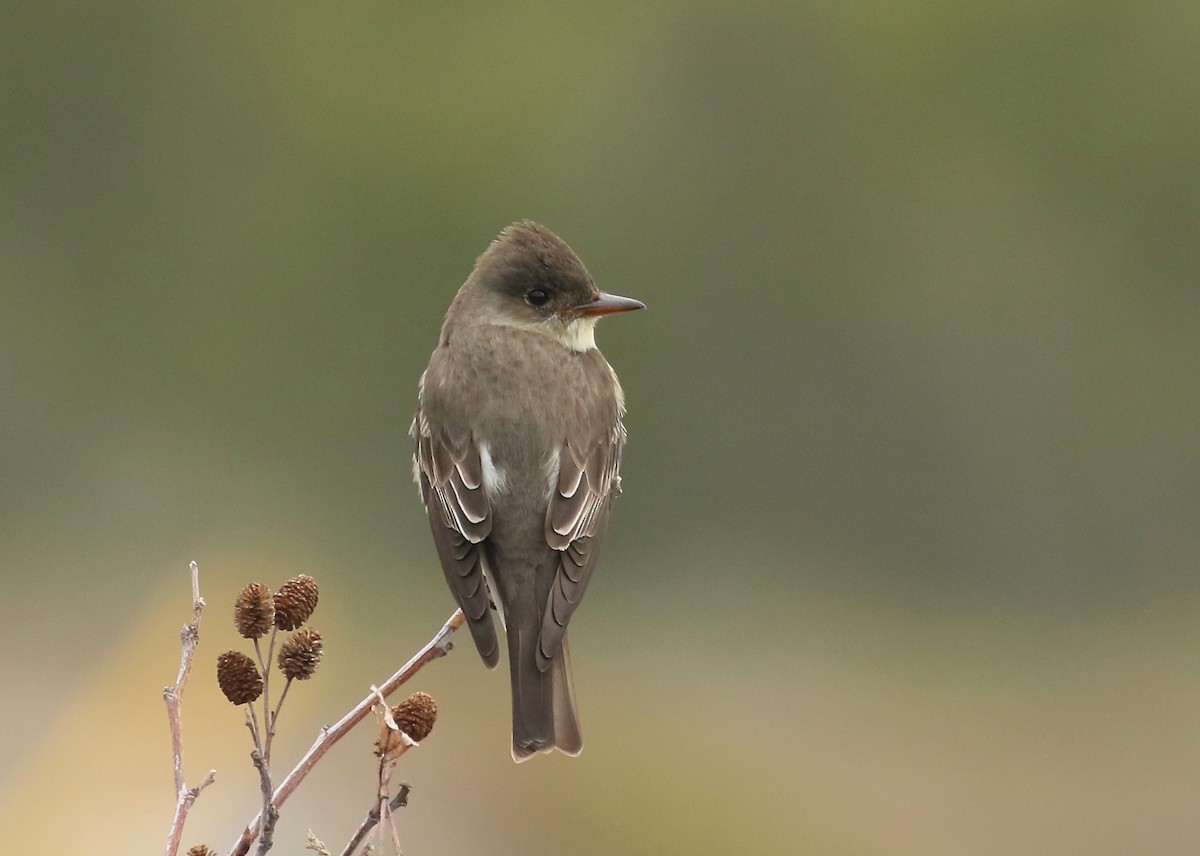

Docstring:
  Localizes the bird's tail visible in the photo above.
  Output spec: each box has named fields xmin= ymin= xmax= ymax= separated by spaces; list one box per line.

xmin=508 ymin=623 xmax=582 ymax=762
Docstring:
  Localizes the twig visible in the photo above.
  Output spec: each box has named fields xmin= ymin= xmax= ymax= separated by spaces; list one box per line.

xmin=266 ymin=675 xmax=293 ymax=763
xmin=246 ymin=704 xmax=262 ymax=749
xmin=347 ymin=774 xmax=387 ymax=856
xmin=164 ymin=561 xmax=214 ymax=856
xmin=240 ymin=707 xmax=276 ymax=855
xmin=379 ymin=758 xmax=404 ymax=856
xmin=257 ymin=626 xmax=281 ymax=763
xmin=251 ymin=749 xmax=278 ymax=856
xmin=340 ymin=799 xmax=379 ymax=856
xmin=339 ymin=784 xmax=411 ymax=856
xmin=227 ymin=609 xmax=465 ymax=856
xmin=166 ymin=769 xmax=217 ymax=856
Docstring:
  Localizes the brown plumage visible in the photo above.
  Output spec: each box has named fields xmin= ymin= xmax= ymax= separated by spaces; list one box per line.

xmin=411 ymin=221 xmax=642 ymax=761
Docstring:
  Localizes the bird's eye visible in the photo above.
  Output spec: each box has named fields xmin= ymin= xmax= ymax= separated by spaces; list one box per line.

xmin=525 ymin=288 xmax=551 ymax=307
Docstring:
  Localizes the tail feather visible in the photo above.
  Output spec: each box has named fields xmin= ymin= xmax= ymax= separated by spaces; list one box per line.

xmin=509 ymin=625 xmax=581 ymax=762
xmin=550 ymin=635 xmax=582 ymax=755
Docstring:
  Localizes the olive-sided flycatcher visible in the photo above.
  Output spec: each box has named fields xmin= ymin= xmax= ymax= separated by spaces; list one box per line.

xmin=411 ymin=221 xmax=643 ymax=761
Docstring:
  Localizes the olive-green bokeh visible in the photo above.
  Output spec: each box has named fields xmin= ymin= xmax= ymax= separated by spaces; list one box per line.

xmin=2 ymin=2 xmax=1197 ymax=854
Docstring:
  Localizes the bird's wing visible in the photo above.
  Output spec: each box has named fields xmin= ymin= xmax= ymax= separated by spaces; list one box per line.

xmin=411 ymin=410 xmax=500 ymax=667
xmin=537 ymin=426 xmax=624 ymax=670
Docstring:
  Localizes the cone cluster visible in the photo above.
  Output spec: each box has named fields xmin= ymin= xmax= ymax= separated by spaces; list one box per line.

xmin=216 ymin=574 xmax=323 ymax=706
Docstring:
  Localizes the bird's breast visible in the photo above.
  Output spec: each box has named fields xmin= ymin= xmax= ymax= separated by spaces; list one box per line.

xmin=431 ymin=325 xmax=621 ymax=432
xmin=424 ymin=324 xmax=622 ymax=514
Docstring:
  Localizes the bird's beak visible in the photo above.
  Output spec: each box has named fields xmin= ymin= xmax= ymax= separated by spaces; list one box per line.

xmin=575 ymin=292 xmax=646 ymax=317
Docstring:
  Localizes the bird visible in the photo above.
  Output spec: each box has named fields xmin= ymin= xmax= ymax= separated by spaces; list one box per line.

xmin=411 ymin=220 xmax=643 ymax=761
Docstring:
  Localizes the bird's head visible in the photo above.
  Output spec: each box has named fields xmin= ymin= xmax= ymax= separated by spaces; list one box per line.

xmin=447 ymin=220 xmax=643 ymax=352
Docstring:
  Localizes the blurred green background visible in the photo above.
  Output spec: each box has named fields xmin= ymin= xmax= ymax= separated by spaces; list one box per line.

xmin=1 ymin=2 xmax=1197 ymax=853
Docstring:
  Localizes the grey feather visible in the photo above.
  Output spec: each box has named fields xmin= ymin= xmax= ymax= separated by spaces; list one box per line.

xmin=412 ymin=221 xmax=639 ymax=760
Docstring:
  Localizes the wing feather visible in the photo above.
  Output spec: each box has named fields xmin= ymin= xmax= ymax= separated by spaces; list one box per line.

xmin=412 ymin=412 xmax=499 ymax=668
xmin=537 ymin=429 xmax=624 ymax=670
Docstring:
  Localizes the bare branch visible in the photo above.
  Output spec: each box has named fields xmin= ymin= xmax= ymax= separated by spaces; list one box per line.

xmin=377 ymin=754 xmax=404 ymax=856
xmin=163 ymin=561 xmax=211 ymax=856
xmin=251 ymin=749 xmax=278 ymax=856
xmin=227 ymin=609 xmax=465 ymax=856
xmin=340 ymin=803 xmax=377 ymax=856
xmin=340 ymin=760 xmax=413 ymax=856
